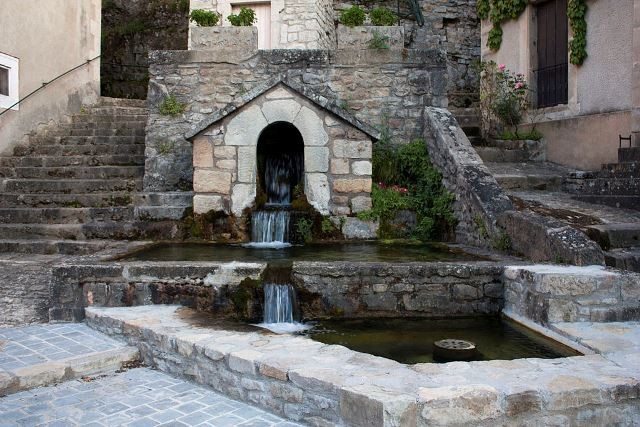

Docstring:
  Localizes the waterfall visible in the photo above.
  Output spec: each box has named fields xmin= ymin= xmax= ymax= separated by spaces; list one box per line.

xmin=251 ymin=210 xmax=290 ymax=244
xmin=263 ymin=283 xmax=295 ymax=323
xmin=264 ymin=152 xmax=303 ymax=205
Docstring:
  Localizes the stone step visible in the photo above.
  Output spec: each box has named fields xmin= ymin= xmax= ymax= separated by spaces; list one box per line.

xmin=72 ymin=113 xmax=148 ymax=124
xmin=600 ymin=162 xmax=640 ymax=178
xmin=564 ymin=177 xmax=640 ymax=196
xmin=0 ymin=207 xmax=135 ymax=224
xmin=27 ymin=135 xmax=145 ymax=146
xmin=586 ymin=223 xmax=640 ymax=250
xmin=572 ymin=194 xmax=640 ymax=210
xmin=494 ymin=173 xmax=565 ymax=191
xmin=0 ymin=178 xmax=142 ymax=194
xmin=135 ymin=205 xmax=189 ymax=221
xmin=0 ymin=192 xmax=136 ymax=208
xmin=67 ymin=127 xmax=145 ymax=137
xmin=605 ymin=248 xmax=640 ymax=273
xmin=135 ymin=192 xmax=194 ymax=207
xmin=0 ymin=238 xmax=118 ymax=255
xmin=87 ymin=106 xmax=148 ymax=116
xmin=98 ymin=97 xmax=147 ymax=108
xmin=619 ymin=147 xmax=640 ymax=163
xmin=0 ymin=344 xmax=139 ymax=396
xmin=0 ymin=166 xmax=143 ymax=180
xmin=15 ymin=143 xmax=145 ymax=156
xmin=0 ymin=154 xmax=145 ymax=168
xmin=475 ymin=146 xmax=530 ymax=163
xmin=62 ymin=121 xmax=145 ymax=131
xmin=0 ymin=221 xmax=179 ymax=240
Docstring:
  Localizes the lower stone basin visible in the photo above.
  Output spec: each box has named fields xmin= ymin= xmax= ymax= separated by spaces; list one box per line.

xmin=306 ymin=316 xmax=579 ymax=364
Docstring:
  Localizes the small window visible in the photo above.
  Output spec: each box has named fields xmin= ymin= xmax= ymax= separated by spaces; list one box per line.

xmin=0 ymin=67 xmax=9 ymax=96
xmin=0 ymin=52 xmax=19 ymax=110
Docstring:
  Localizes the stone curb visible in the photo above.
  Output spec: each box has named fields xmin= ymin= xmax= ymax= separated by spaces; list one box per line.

xmin=0 ymin=346 xmax=139 ymax=396
xmin=85 ymin=305 xmax=640 ymax=426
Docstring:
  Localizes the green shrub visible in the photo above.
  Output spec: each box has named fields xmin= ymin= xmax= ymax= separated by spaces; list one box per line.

xmin=159 ymin=95 xmax=186 ymax=116
xmin=370 ymin=7 xmax=397 ymax=26
xmin=340 ymin=6 xmax=366 ymax=27
xmin=189 ymin=9 xmax=221 ymax=26
xmin=366 ymin=139 xmax=456 ymax=240
xmin=368 ymin=30 xmax=389 ymax=50
xmin=499 ymin=128 xmax=543 ymax=141
xmin=227 ymin=7 xmax=256 ymax=26
xmin=295 ymin=217 xmax=313 ymax=243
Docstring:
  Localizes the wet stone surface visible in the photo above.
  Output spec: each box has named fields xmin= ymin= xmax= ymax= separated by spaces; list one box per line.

xmin=0 ymin=367 xmax=301 ymax=427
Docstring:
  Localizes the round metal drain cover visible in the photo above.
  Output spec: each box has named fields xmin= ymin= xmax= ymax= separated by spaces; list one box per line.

xmin=433 ymin=339 xmax=477 ymax=362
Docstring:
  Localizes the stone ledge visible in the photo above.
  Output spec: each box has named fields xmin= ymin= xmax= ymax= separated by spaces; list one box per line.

xmin=84 ymin=305 xmax=640 ymax=426
xmin=0 ymin=346 xmax=139 ymax=396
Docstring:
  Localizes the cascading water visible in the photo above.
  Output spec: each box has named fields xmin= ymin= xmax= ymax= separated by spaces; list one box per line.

xmin=263 ymin=283 xmax=295 ymax=323
xmin=264 ymin=152 xmax=303 ymax=205
xmin=251 ymin=210 xmax=290 ymax=244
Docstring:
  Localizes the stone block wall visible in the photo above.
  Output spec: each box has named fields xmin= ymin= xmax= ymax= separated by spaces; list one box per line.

xmin=189 ymin=26 xmax=258 ymax=51
xmin=292 ymin=261 xmax=504 ymax=318
xmin=280 ymin=0 xmax=336 ymax=49
xmin=145 ymin=48 xmax=447 ymax=192
xmin=191 ymin=84 xmax=373 ymax=217
xmin=334 ymin=0 xmax=480 ymax=107
xmin=504 ymin=265 xmax=640 ymax=325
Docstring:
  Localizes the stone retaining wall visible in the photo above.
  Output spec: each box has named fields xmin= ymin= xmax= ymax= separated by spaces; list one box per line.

xmin=86 ymin=305 xmax=640 ymax=427
xmin=0 ymin=256 xmax=53 ymax=326
xmin=49 ymin=260 xmax=503 ymax=321
xmin=504 ymin=265 xmax=640 ymax=324
xmin=292 ymin=261 xmax=504 ymax=318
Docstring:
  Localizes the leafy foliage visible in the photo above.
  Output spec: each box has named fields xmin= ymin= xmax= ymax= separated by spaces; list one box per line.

xmin=479 ymin=61 xmax=532 ymax=138
xmin=368 ymin=31 xmax=390 ymax=50
xmin=499 ymin=128 xmax=543 ymax=141
xmin=189 ymin=9 xmax=221 ymax=27
xmin=227 ymin=7 xmax=257 ymax=26
xmin=295 ymin=217 xmax=313 ymax=243
xmin=340 ymin=6 xmax=366 ymax=27
xmin=363 ymin=139 xmax=456 ymax=240
xmin=370 ymin=7 xmax=397 ymax=26
xmin=568 ymin=0 xmax=588 ymax=65
xmin=159 ymin=95 xmax=186 ymax=116
xmin=479 ymin=0 xmax=587 ymax=64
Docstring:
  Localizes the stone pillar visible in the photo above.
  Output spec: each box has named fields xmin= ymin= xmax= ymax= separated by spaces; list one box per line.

xmin=633 ymin=0 xmax=640 ymax=146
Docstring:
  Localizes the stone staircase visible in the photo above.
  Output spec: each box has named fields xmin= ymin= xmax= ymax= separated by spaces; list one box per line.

xmin=0 ymin=97 xmax=191 ymax=255
xmin=456 ymin=110 xmax=640 ymax=272
xmin=565 ymin=147 xmax=640 ymax=210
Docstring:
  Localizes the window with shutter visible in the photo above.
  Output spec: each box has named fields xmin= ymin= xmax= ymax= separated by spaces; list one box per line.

xmin=535 ymin=0 xmax=569 ymax=108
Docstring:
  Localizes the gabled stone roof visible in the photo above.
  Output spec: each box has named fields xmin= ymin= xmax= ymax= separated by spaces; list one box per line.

xmin=185 ymin=76 xmax=381 ymax=141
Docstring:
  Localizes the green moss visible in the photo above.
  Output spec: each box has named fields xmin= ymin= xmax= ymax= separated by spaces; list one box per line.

xmin=229 ymin=277 xmax=263 ymax=321
xmin=159 ymin=95 xmax=186 ymax=116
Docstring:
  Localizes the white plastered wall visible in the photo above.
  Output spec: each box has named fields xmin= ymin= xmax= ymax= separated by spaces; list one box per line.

xmin=0 ymin=0 xmax=101 ymax=155
xmin=480 ymin=0 xmax=635 ymax=168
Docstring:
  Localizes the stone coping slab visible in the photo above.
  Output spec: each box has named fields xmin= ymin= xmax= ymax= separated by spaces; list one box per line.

xmin=85 ymin=305 xmax=640 ymax=426
xmin=0 ymin=323 xmax=139 ymax=396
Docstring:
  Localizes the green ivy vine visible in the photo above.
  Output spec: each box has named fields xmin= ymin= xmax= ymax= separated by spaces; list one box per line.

xmin=567 ymin=0 xmax=588 ymax=65
xmin=477 ymin=0 xmax=588 ymax=65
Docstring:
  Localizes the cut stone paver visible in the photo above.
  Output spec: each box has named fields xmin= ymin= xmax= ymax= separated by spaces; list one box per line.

xmin=0 ymin=323 xmax=139 ymax=396
xmin=0 ymin=323 xmax=123 ymax=371
xmin=0 ymin=367 xmax=300 ymax=427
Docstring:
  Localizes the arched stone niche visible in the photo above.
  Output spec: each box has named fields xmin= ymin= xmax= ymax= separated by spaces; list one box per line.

xmin=191 ymin=84 xmax=374 ymax=218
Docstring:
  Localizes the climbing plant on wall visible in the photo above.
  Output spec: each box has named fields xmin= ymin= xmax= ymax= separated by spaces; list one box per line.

xmin=477 ymin=0 xmax=588 ymax=65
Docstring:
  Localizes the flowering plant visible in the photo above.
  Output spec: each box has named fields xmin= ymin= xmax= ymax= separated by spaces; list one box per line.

xmin=479 ymin=61 xmax=531 ymax=139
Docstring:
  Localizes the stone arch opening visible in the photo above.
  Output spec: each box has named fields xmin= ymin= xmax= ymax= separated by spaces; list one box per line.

xmin=257 ymin=122 xmax=304 ymax=205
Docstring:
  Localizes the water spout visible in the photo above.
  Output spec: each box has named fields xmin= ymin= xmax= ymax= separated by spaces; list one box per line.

xmin=250 ymin=210 xmax=290 ymax=245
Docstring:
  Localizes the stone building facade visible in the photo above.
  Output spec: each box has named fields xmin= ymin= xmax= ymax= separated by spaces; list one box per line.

xmin=190 ymin=83 xmax=377 ymax=216
xmin=145 ymin=48 xmax=447 ymax=193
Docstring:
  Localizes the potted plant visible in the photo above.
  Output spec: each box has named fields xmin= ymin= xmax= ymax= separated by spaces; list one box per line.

xmin=337 ymin=6 xmax=403 ymax=50
xmin=189 ymin=7 xmax=257 ymax=50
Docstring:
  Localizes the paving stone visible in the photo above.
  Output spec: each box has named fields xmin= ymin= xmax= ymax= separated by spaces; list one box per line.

xmin=0 ymin=368 xmax=298 ymax=426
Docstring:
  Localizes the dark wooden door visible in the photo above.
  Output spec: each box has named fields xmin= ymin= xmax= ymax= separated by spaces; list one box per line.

xmin=536 ymin=0 xmax=568 ymax=108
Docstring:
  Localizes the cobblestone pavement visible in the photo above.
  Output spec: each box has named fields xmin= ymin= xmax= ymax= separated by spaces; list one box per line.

xmin=0 ymin=367 xmax=302 ymax=427
xmin=0 ymin=323 xmax=124 ymax=371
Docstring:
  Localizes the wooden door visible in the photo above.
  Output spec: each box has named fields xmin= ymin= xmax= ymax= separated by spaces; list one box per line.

xmin=536 ymin=0 xmax=568 ymax=108
xmin=232 ymin=2 xmax=271 ymax=49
